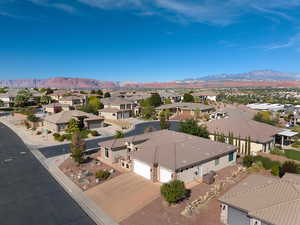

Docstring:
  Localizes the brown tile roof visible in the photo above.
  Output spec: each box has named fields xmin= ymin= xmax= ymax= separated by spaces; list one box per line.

xmin=156 ymin=103 xmax=214 ymax=111
xmin=99 ymin=130 xmax=236 ymax=171
xmin=219 ymin=174 xmax=300 ymax=225
xmin=205 ymin=117 xmax=282 ymax=143
xmin=44 ymin=110 xmax=103 ymax=124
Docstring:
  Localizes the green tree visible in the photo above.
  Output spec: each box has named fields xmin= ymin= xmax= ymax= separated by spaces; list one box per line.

xmin=141 ymin=105 xmax=155 ymax=119
xmin=39 ymin=95 xmax=52 ymax=104
xmin=66 ymin=118 xmax=80 ymax=133
xmin=0 ymin=99 xmax=4 ymax=107
xmin=148 ymin=93 xmax=162 ymax=107
xmin=160 ymin=114 xmax=170 ymax=130
xmin=183 ymin=93 xmax=194 ymax=103
xmin=104 ymin=92 xmax=111 ymax=98
xmin=70 ymin=131 xmax=85 ymax=165
xmin=179 ymin=119 xmax=209 ymax=138
xmin=96 ymin=89 xmax=103 ymax=96
xmin=164 ymin=98 xmax=172 ymax=104
xmin=27 ymin=114 xmax=39 ymax=122
xmin=15 ymin=90 xmax=33 ymax=107
xmin=160 ymin=180 xmax=187 ymax=204
xmin=115 ymin=130 xmax=125 ymax=139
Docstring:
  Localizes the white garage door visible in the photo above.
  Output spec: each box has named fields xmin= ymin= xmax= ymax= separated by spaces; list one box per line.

xmin=133 ymin=160 xmax=151 ymax=180
xmin=159 ymin=167 xmax=172 ymax=183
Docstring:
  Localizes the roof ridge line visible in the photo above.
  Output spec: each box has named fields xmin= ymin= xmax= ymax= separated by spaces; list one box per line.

xmin=223 ymin=177 xmax=279 ymax=199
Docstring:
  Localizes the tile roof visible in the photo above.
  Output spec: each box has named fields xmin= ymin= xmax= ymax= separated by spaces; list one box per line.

xmin=99 ymin=130 xmax=236 ymax=171
xmin=44 ymin=110 xmax=103 ymax=124
xmin=156 ymin=103 xmax=214 ymax=111
xmin=205 ymin=117 xmax=282 ymax=143
xmin=219 ymin=174 xmax=300 ymax=225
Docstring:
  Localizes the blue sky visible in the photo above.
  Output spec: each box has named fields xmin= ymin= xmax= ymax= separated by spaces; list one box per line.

xmin=1 ymin=0 xmax=300 ymax=82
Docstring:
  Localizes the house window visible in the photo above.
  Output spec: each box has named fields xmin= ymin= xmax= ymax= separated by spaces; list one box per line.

xmin=228 ymin=152 xmax=234 ymax=162
xmin=215 ymin=158 xmax=220 ymax=166
xmin=104 ymin=148 xmax=109 ymax=158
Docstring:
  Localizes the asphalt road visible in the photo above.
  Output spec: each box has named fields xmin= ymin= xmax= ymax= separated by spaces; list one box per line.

xmin=39 ymin=121 xmax=180 ymax=158
xmin=0 ymin=122 xmax=97 ymax=225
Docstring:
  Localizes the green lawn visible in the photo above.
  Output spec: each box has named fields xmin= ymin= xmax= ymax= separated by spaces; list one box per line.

xmin=284 ymin=149 xmax=300 ymax=161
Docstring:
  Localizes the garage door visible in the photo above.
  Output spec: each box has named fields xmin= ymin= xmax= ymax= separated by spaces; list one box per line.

xmin=159 ymin=167 xmax=172 ymax=183
xmin=133 ymin=160 xmax=151 ymax=180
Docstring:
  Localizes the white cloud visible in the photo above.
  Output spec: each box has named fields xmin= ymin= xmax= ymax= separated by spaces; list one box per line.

xmin=28 ymin=0 xmax=76 ymax=13
xmin=266 ymin=33 xmax=300 ymax=50
xmin=75 ymin=0 xmax=300 ymax=25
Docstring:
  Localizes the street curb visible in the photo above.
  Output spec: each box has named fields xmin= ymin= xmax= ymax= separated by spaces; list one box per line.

xmin=28 ymin=146 xmax=119 ymax=225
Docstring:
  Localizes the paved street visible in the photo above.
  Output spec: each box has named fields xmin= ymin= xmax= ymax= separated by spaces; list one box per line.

xmin=39 ymin=121 xmax=180 ymax=158
xmin=0 ymin=122 xmax=97 ymax=225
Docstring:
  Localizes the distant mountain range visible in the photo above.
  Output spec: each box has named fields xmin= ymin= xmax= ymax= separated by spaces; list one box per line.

xmin=1 ymin=70 xmax=300 ymax=89
xmin=183 ymin=70 xmax=300 ymax=82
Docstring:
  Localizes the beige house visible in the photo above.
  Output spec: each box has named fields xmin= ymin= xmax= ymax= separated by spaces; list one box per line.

xmin=58 ymin=96 xmax=85 ymax=107
xmin=192 ymin=90 xmax=218 ymax=102
xmin=219 ymin=173 xmax=300 ymax=225
xmin=205 ymin=117 xmax=283 ymax=155
xmin=44 ymin=110 xmax=104 ymax=132
xmin=43 ymin=103 xmax=72 ymax=114
xmin=99 ymin=97 xmax=136 ymax=120
xmin=97 ymin=130 xmax=237 ymax=184
xmin=156 ymin=102 xmax=215 ymax=120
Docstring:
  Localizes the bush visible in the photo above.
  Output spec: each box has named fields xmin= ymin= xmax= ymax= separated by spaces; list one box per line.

xmin=80 ymin=130 xmax=90 ymax=138
xmin=242 ymin=155 xmax=254 ymax=168
xmin=36 ymin=131 xmax=42 ymax=135
xmin=271 ymin=165 xmax=280 ymax=176
xmin=160 ymin=180 xmax=187 ymax=204
xmin=291 ymin=141 xmax=300 ymax=148
xmin=57 ymin=135 xmax=65 ymax=142
xmin=253 ymin=156 xmax=280 ymax=170
xmin=95 ymin=170 xmax=110 ymax=180
xmin=53 ymin=133 xmax=60 ymax=138
xmin=62 ymin=133 xmax=72 ymax=141
xmin=24 ymin=121 xmax=31 ymax=129
xmin=280 ymin=161 xmax=300 ymax=177
xmin=27 ymin=114 xmax=39 ymax=122
xmin=90 ymin=130 xmax=99 ymax=136
xmin=32 ymin=127 xmax=36 ymax=131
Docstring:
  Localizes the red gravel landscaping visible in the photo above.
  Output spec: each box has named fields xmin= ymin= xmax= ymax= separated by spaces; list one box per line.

xmin=59 ymin=154 xmax=121 ymax=191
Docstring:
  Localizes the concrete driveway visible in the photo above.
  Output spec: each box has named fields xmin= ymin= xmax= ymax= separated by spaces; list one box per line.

xmin=85 ymin=172 xmax=161 ymax=222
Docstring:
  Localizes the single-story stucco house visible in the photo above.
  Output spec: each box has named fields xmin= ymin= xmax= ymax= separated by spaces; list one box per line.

xmin=219 ymin=173 xmax=300 ymax=225
xmin=97 ymin=130 xmax=237 ymax=184
xmin=44 ymin=110 xmax=104 ymax=132
xmin=205 ymin=116 xmax=284 ymax=155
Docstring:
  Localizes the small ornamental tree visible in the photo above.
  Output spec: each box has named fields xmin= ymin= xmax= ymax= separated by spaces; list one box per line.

xmin=115 ymin=130 xmax=125 ymax=139
xmin=160 ymin=114 xmax=170 ymax=130
xmin=95 ymin=170 xmax=110 ymax=180
xmin=160 ymin=180 xmax=187 ymax=204
xmin=104 ymin=92 xmax=111 ymax=98
xmin=66 ymin=118 xmax=80 ymax=133
xmin=27 ymin=114 xmax=39 ymax=122
xmin=70 ymin=131 xmax=85 ymax=165
xmin=179 ymin=119 xmax=209 ymax=138
xmin=182 ymin=93 xmax=194 ymax=103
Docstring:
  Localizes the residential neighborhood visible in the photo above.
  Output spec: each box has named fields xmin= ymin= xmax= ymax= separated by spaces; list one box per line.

xmin=2 ymin=85 xmax=300 ymax=225
xmin=2 ymin=2 xmax=300 ymax=225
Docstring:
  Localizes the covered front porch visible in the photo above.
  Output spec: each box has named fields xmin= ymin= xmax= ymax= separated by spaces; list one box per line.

xmin=275 ymin=130 xmax=298 ymax=148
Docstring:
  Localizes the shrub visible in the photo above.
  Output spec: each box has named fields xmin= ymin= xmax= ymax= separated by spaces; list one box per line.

xmin=24 ymin=121 xmax=31 ymax=129
xmin=160 ymin=180 xmax=187 ymax=204
xmin=80 ymin=130 xmax=90 ymax=138
xmin=271 ymin=165 xmax=280 ymax=176
xmin=27 ymin=114 xmax=39 ymax=122
xmin=249 ymin=161 xmax=264 ymax=173
xmin=32 ymin=127 xmax=37 ymax=131
xmin=53 ymin=133 xmax=60 ymax=139
xmin=115 ymin=130 xmax=125 ymax=139
xmin=36 ymin=131 xmax=42 ymax=135
xmin=90 ymin=130 xmax=99 ymax=136
xmin=95 ymin=170 xmax=110 ymax=180
xmin=242 ymin=155 xmax=254 ymax=168
xmin=62 ymin=133 xmax=72 ymax=141
xmin=291 ymin=141 xmax=300 ymax=148
xmin=270 ymin=148 xmax=285 ymax=156
xmin=280 ymin=161 xmax=300 ymax=177
xmin=253 ymin=156 xmax=281 ymax=170
xmin=57 ymin=135 xmax=65 ymax=142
